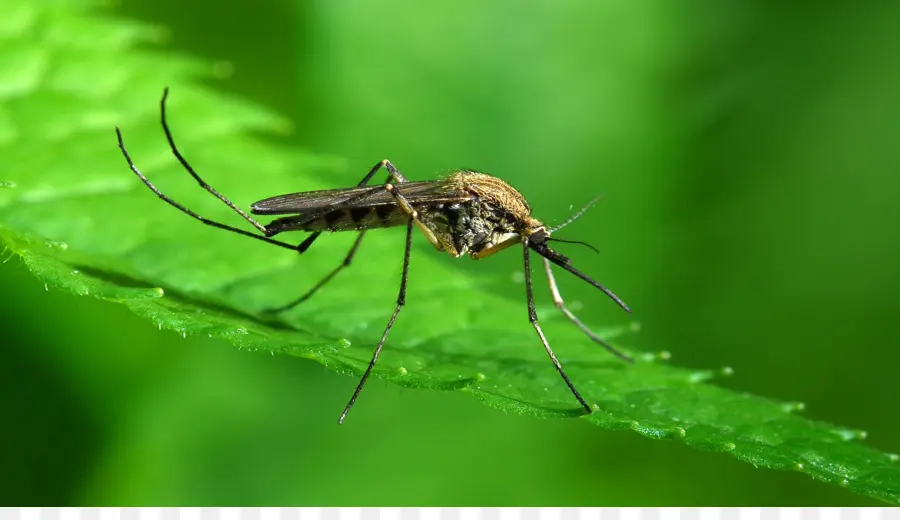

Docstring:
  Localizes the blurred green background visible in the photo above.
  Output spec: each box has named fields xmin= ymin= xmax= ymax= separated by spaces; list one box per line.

xmin=2 ymin=0 xmax=899 ymax=506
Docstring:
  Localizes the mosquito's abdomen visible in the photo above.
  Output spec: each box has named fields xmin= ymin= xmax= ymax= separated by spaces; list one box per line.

xmin=266 ymin=205 xmax=408 ymax=235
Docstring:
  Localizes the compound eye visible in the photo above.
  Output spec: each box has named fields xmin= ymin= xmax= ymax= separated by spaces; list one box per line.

xmin=529 ymin=228 xmax=549 ymax=245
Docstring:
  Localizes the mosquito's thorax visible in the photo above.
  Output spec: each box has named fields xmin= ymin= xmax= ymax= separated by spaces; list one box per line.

xmin=418 ymin=170 xmax=544 ymax=258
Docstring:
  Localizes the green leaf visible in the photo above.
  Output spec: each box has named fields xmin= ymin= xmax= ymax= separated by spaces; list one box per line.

xmin=2 ymin=0 xmax=898 ymax=504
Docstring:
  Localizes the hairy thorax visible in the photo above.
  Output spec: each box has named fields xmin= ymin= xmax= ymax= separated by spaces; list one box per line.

xmin=418 ymin=171 xmax=543 ymax=258
xmin=421 ymin=199 xmax=522 ymax=257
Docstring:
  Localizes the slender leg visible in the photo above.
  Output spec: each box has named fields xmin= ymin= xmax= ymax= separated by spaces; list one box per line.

xmin=523 ymin=240 xmax=592 ymax=414
xmin=338 ymin=219 xmax=414 ymax=424
xmin=269 ymin=159 xmax=412 ymax=313
xmin=267 ymin=231 xmax=367 ymax=313
xmin=121 ymin=89 xmax=409 ymax=309
xmin=158 ymin=88 xmax=271 ymax=235
xmin=115 ymin=127 xmax=299 ymax=251
xmin=289 ymin=159 xmax=399 ymax=255
xmin=542 ymin=257 xmax=633 ymax=363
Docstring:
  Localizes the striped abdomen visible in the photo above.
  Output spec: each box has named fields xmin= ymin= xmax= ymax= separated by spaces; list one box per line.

xmin=265 ymin=204 xmax=409 ymax=235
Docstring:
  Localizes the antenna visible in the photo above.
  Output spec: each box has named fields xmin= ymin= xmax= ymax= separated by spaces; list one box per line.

xmin=549 ymin=193 xmax=604 ymax=233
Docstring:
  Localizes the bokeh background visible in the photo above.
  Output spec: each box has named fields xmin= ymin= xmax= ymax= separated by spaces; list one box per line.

xmin=2 ymin=0 xmax=899 ymax=506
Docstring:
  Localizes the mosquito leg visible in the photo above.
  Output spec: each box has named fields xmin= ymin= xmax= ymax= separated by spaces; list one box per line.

xmin=265 ymin=231 xmax=367 ymax=313
xmin=267 ymin=159 xmax=406 ymax=313
xmin=523 ymin=241 xmax=592 ymax=415
xmin=338 ymin=218 xmax=414 ymax=424
xmin=290 ymin=159 xmax=396 ymax=255
xmin=380 ymin=160 xmax=410 ymax=183
xmin=158 ymin=88 xmax=272 ymax=235
xmin=542 ymin=257 xmax=633 ymax=363
xmin=115 ymin=127 xmax=300 ymax=251
xmin=375 ymin=164 xmax=445 ymax=250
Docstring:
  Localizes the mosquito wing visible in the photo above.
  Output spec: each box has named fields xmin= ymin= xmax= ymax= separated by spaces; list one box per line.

xmin=250 ymin=180 xmax=470 ymax=215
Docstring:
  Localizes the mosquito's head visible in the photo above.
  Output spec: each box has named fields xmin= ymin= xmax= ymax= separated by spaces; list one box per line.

xmin=524 ymin=193 xmax=603 ymax=255
xmin=526 ymin=227 xmax=561 ymax=259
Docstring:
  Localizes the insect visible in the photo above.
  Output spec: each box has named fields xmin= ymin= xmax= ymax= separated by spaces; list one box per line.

xmin=115 ymin=89 xmax=633 ymax=424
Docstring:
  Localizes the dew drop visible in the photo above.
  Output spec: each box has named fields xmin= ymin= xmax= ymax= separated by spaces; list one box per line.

xmin=841 ymin=479 xmax=850 ymax=487
xmin=475 ymin=372 xmax=486 ymax=382
xmin=781 ymin=401 xmax=805 ymax=413
xmin=657 ymin=350 xmax=671 ymax=360
xmin=720 ymin=366 xmax=734 ymax=376
xmin=675 ymin=427 xmax=687 ymax=438
xmin=629 ymin=422 xmax=667 ymax=439
xmin=688 ymin=371 xmax=713 ymax=383
xmin=887 ymin=453 xmax=899 ymax=463
xmin=835 ymin=428 xmax=867 ymax=441
xmin=723 ymin=442 xmax=736 ymax=451
xmin=153 ymin=287 xmax=165 ymax=297
xmin=591 ymin=403 xmax=601 ymax=412
xmin=46 ymin=240 xmax=68 ymax=251
xmin=795 ymin=462 xmax=805 ymax=471
xmin=397 ymin=366 xmax=408 ymax=376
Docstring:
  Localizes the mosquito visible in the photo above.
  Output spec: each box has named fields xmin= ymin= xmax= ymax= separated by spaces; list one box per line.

xmin=115 ymin=89 xmax=633 ymax=424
